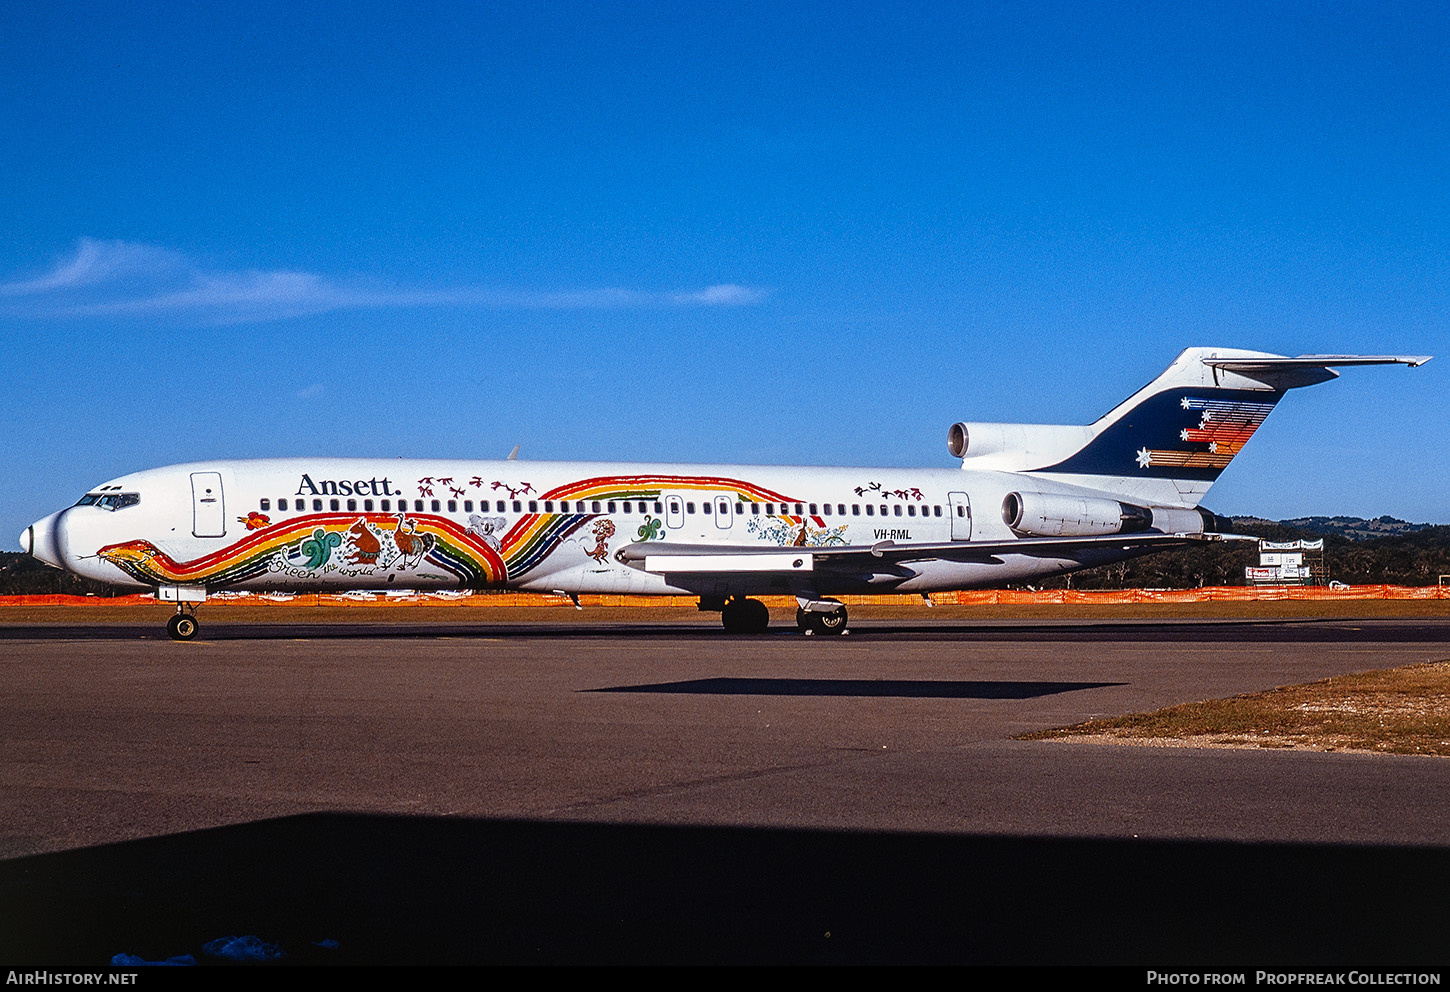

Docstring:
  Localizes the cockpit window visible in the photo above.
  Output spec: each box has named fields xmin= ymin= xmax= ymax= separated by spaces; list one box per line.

xmin=76 ymin=492 xmax=140 ymax=511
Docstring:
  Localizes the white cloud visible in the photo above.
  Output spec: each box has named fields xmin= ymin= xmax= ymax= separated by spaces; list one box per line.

xmin=0 ymin=239 xmax=769 ymax=324
xmin=673 ymin=284 xmax=769 ymax=306
xmin=0 ymin=238 xmax=185 ymax=296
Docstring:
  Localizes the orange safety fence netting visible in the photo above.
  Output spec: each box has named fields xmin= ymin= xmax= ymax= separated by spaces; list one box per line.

xmin=3 ymin=585 xmax=1449 ymax=607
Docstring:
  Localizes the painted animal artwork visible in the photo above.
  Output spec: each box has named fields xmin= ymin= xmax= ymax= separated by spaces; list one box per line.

xmin=392 ymin=514 xmax=436 ymax=570
xmin=467 ymin=514 xmax=509 ymax=551
xmin=346 ymin=518 xmax=382 ymax=565
xmin=585 ymin=519 xmax=615 ymax=562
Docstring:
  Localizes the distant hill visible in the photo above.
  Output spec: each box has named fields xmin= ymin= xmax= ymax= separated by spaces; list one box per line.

xmin=2 ymin=516 xmax=1448 ymax=595
xmin=1234 ymin=515 xmax=1434 ymax=541
xmin=1056 ymin=516 xmax=1450 ymax=590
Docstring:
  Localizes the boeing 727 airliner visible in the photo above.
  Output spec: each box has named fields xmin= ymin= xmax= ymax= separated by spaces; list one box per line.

xmin=19 ymin=347 xmax=1428 ymax=639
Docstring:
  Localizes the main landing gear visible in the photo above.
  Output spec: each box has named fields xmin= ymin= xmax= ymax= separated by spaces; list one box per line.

xmin=720 ymin=597 xmax=770 ymax=634
xmin=166 ymin=604 xmax=200 ymax=641
xmin=796 ymin=603 xmax=848 ymax=636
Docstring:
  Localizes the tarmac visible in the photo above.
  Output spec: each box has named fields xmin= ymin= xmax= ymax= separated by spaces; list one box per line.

xmin=4 ymin=613 xmax=1450 ymax=964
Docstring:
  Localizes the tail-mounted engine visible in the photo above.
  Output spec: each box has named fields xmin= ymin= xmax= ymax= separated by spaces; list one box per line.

xmin=1001 ymin=491 xmax=1230 ymax=538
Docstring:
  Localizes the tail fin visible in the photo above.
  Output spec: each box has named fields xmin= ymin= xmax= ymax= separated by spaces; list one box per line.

xmin=952 ymin=348 xmax=1428 ymax=507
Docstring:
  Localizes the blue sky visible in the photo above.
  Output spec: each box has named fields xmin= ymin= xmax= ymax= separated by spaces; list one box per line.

xmin=2 ymin=1 xmax=1447 ymax=543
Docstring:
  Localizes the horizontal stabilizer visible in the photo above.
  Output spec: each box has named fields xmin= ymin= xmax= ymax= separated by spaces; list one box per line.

xmin=1202 ymin=354 xmax=1431 ymax=371
xmin=1200 ymin=354 xmax=1431 ymax=389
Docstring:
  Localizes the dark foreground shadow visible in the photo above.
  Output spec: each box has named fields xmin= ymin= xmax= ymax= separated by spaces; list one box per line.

xmin=3 ymin=814 xmax=1449 ymax=965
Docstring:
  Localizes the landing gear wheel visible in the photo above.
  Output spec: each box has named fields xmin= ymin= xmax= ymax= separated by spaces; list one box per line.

xmin=722 ymin=598 xmax=769 ymax=634
xmin=799 ymin=606 xmax=848 ymax=636
xmin=817 ymin=606 xmax=847 ymax=635
xmin=167 ymin=613 xmax=199 ymax=641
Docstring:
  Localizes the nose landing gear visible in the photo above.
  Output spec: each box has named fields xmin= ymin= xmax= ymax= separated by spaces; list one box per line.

xmin=158 ymin=585 xmax=207 ymax=641
xmin=166 ymin=605 xmax=199 ymax=641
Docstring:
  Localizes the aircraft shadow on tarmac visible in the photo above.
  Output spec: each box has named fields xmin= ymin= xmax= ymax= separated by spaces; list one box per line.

xmin=588 ymin=677 xmax=1124 ymax=698
xmin=3 ymin=813 xmax=1449 ymax=965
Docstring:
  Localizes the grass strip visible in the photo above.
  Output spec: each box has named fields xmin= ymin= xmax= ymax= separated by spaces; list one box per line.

xmin=1022 ymin=660 xmax=1450 ymax=756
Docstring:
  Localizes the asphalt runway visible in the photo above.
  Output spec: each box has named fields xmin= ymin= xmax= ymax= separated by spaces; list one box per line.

xmin=4 ymin=616 xmax=1450 ymax=964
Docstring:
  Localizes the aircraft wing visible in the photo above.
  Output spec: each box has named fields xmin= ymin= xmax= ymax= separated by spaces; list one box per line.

xmin=615 ymin=532 xmax=1237 ymax=575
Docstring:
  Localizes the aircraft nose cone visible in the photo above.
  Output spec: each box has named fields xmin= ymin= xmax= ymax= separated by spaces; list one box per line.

xmin=25 ymin=512 xmax=64 ymax=569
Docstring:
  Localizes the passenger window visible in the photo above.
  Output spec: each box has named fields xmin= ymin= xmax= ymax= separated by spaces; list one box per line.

xmin=348 ymin=499 xmax=357 ymax=511
xmin=529 ymin=500 xmax=538 ymax=513
xmin=414 ymin=500 xmax=424 ymax=512
xmin=544 ymin=501 xmax=553 ymax=512
xmin=822 ymin=504 xmax=831 ymax=515
xmin=703 ymin=502 xmax=712 ymax=514
xmin=260 ymin=499 xmax=271 ymax=511
xmin=654 ymin=501 xmax=663 ymax=513
xmin=907 ymin=505 xmax=915 ymax=517
xmin=736 ymin=502 xmax=745 ymax=515
xmin=751 ymin=503 xmax=760 ymax=515
xmin=380 ymin=500 xmax=389 ymax=511
xmin=592 ymin=501 xmax=601 ymax=513
xmin=687 ymin=502 xmax=696 ymax=513
xmin=608 ymin=502 xmax=617 ymax=513
xmin=513 ymin=500 xmax=522 ymax=512
xmin=623 ymin=501 xmax=632 ymax=513
xmin=447 ymin=500 xmax=457 ymax=513
xmin=329 ymin=499 xmax=339 ymax=511
xmin=431 ymin=500 xmax=441 ymax=512
xmin=809 ymin=504 xmax=817 ymax=515
xmin=765 ymin=503 xmax=775 ymax=515
xmin=865 ymin=505 xmax=874 ymax=516
xmin=314 ymin=499 xmax=324 ymax=511
xmin=497 ymin=501 xmax=506 ymax=512
xmin=852 ymin=505 xmax=860 ymax=516
xmin=464 ymin=501 xmax=473 ymax=512
xmin=279 ymin=498 xmax=288 ymax=511
xmin=894 ymin=505 xmax=902 ymax=516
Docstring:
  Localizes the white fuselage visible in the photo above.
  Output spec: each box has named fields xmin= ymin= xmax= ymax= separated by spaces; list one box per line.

xmin=24 ymin=457 xmax=1148 ymax=598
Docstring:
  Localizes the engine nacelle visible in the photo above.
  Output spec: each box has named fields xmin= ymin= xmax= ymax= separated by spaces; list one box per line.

xmin=1001 ymin=492 xmax=1231 ymax=538
xmin=1001 ymin=492 xmax=1148 ymax=537
xmin=947 ymin=421 xmax=1097 ymax=469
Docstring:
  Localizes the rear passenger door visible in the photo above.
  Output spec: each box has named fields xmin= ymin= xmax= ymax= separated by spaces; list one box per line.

xmin=947 ymin=491 xmax=972 ymax=541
